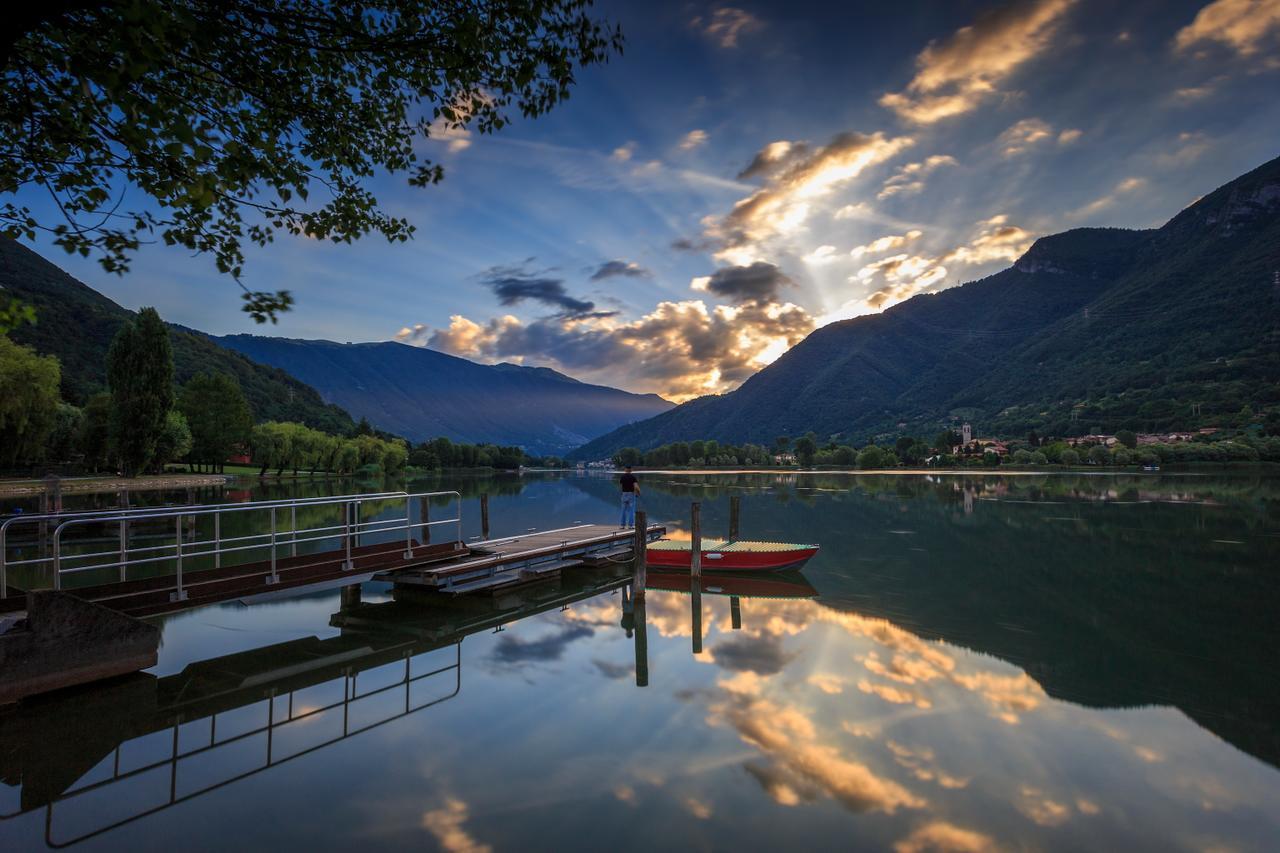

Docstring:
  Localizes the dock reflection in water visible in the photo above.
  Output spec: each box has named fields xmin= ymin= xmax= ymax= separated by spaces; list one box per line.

xmin=1 ymin=471 xmax=1278 ymax=851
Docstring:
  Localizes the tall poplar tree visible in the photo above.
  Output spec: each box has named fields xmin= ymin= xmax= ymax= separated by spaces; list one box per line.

xmin=107 ymin=307 xmax=174 ymax=476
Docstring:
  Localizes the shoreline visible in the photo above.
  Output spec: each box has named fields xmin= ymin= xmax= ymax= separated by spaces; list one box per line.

xmin=0 ymin=473 xmax=230 ymax=498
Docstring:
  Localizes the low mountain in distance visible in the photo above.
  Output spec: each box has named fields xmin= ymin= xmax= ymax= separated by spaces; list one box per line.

xmin=572 ymin=154 xmax=1280 ymax=459
xmin=0 ymin=239 xmax=354 ymax=434
xmin=212 ymin=335 xmax=674 ymax=456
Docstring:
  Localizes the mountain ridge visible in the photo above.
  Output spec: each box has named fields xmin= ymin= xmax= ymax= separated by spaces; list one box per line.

xmin=212 ymin=333 xmax=674 ymax=455
xmin=571 ymin=154 xmax=1280 ymax=459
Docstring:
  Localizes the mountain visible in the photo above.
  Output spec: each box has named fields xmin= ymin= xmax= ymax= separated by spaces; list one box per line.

xmin=211 ymin=334 xmax=674 ymax=455
xmin=572 ymin=155 xmax=1280 ymax=458
xmin=0 ymin=239 xmax=354 ymax=434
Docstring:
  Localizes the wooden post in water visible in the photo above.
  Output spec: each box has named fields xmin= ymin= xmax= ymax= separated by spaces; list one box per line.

xmin=729 ymin=495 xmax=740 ymax=541
xmin=633 ymin=510 xmax=647 ymax=594
xmin=480 ymin=493 xmax=490 ymax=540
xmin=340 ymin=583 xmax=361 ymax=611
xmin=731 ymin=596 xmax=742 ymax=630
xmin=633 ymin=593 xmax=649 ymax=687
xmin=690 ymin=501 xmax=703 ymax=654
xmin=420 ymin=495 xmax=431 ymax=545
xmin=631 ymin=510 xmax=649 ymax=686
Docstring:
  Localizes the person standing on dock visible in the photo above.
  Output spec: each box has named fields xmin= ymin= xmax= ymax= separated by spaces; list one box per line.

xmin=619 ymin=466 xmax=640 ymax=528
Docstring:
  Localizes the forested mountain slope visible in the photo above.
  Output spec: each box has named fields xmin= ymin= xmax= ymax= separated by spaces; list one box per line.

xmin=0 ymin=239 xmax=354 ymax=434
xmin=573 ymin=155 xmax=1280 ymax=458
xmin=214 ymin=335 xmax=673 ymax=456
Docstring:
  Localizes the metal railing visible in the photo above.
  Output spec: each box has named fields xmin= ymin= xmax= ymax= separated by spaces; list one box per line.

xmin=7 ymin=491 xmax=462 ymax=602
xmin=25 ymin=643 xmax=462 ymax=848
xmin=0 ymin=491 xmax=412 ymax=595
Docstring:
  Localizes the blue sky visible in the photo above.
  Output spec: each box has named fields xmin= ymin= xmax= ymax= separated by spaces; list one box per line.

xmin=14 ymin=0 xmax=1280 ymax=399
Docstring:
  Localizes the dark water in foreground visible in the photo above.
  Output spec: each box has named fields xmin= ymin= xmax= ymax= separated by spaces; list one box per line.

xmin=2 ymin=471 xmax=1279 ymax=851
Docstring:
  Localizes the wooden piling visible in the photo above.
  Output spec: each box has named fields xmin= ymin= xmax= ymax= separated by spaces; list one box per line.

xmin=690 ymin=502 xmax=701 ymax=578
xmin=340 ymin=583 xmax=361 ymax=611
xmin=480 ymin=494 xmax=490 ymax=540
xmin=633 ymin=510 xmax=648 ymax=594
xmin=729 ymin=495 xmax=740 ymax=540
xmin=633 ymin=593 xmax=649 ymax=687
xmin=420 ymin=495 xmax=431 ymax=545
xmin=730 ymin=595 xmax=742 ymax=630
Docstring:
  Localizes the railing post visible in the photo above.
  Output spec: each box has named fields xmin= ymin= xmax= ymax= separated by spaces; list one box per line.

xmin=290 ymin=505 xmax=298 ymax=557
xmin=404 ymin=497 xmax=415 ymax=558
xmin=119 ymin=517 xmax=127 ymax=582
xmin=214 ymin=512 xmax=221 ymax=569
xmin=343 ymin=502 xmax=354 ymax=571
xmin=172 ymin=514 xmax=188 ymax=601
xmin=53 ymin=527 xmax=62 ymax=590
xmin=421 ymin=496 xmax=431 ymax=546
xmin=268 ymin=507 xmax=279 ymax=584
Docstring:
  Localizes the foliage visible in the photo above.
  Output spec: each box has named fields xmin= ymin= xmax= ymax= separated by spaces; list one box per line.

xmin=856 ymin=445 xmax=889 ymax=469
xmin=153 ymin=410 xmax=194 ymax=470
xmin=0 ymin=291 xmax=36 ymax=333
xmin=1087 ymin=445 xmax=1111 ymax=465
xmin=179 ymin=372 xmax=254 ymax=471
xmin=2 ymin=1 xmax=622 ymax=319
xmin=794 ymin=435 xmax=817 ymax=466
xmin=45 ymin=402 xmax=84 ymax=464
xmin=0 ymin=335 xmax=60 ymax=466
xmin=1116 ymin=429 xmax=1137 ymax=449
xmin=78 ymin=392 xmax=113 ymax=471
xmin=249 ymin=420 xmax=407 ymax=477
xmin=107 ymin=307 xmax=175 ymax=476
xmin=1060 ymin=449 xmax=1081 ymax=466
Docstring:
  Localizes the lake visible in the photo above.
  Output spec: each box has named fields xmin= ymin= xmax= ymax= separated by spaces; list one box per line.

xmin=2 ymin=470 xmax=1278 ymax=850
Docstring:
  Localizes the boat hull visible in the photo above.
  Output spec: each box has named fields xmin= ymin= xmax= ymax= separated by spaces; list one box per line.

xmin=645 ymin=544 xmax=819 ymax=572
xmin=646 ymin=570 xmax=818 ymax=599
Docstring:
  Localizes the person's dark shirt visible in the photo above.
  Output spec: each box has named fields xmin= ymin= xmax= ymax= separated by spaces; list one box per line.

xmin=620 ymin=473 xmax=638 ymax=493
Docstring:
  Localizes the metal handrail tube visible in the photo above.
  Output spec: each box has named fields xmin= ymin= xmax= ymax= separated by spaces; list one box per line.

xmin=2 ymin=490 xmax=411 ymax=594
xmin=47 ymin=491 xmax=461 ymax=594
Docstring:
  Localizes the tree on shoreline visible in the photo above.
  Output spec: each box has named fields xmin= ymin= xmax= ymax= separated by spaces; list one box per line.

xmin=107 ymin=307 xmax=174 ymax=476
xmin=180 ymin=372 xmax=253 ymax=472
xmin=1 ymin=1 xmax=623 ymax=321
xmin=0 ymin=335 xmax=60 ymax=466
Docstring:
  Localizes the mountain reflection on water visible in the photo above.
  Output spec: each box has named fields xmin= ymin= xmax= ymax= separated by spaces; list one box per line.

xmin=2 ymin=471 xmax=1278 ymax=851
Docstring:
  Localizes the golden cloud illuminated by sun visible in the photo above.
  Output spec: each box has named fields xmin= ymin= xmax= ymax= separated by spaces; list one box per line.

xmin=1174 ymin=0 xmax=1280 ymax=56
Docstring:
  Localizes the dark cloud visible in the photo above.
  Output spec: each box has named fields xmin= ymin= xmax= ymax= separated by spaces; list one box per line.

xmin=671 ymin=236 xmax=717 ymax=253
xmin=479 ymin=263 xmax=597 ymax=318
xmin=492 ymin=625 xmax=593 ymax=663
xmin=737 ymin=140 xmax=810 ymax=180
xmin=710 ymin=633 xmax=798 ymax=675
xmin=592 ymin=659 xmax=634 ymax=679
xmin=696 ymin=262 xmax=796 ymax=305
xmin=590 ymin=259 xmax=652 ymax=281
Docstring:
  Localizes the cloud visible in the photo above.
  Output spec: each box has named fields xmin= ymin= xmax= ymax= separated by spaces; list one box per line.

xmin=690 ymin=262 xmax=797 ymax=305
xmin=886 ymin=741 xmax=970 ymax=790
xmin=893 ymin=821 xmax=996 ymax=853
xmin=691 ymin=7 xmax=764 ymax=48
xmin=1071 ymin=176 xmax=1147 ymax=219
xmin=709 ymin=132 xmax=915 ymax=261
xmin=590 ymin=259 xmax=652 ymax=281
xmin=708 ymin=692 xmax=927 ymax=814
xmin=1057 ymin=128 xmax=1083 ymax=144
xmin=612 ymin=142 xmax=635 ymax=161
xmin=683 ymin=796 xmax=713 ymax=819
xmin=708 ymin=632 xmax=798 ymax=675
xmin=421 ymin=798 xmax=491 ymax=853
xmin=1015 ymin=785 xmax=1072 ymax=826
xmin=491 ymin=625 xmax=594 ymax=663
xmin=878 ymin=155 xmax=957 ymax=199
xmin=857 ymin=215 xmax=1033 ymax=310
xmin=478 ymin=263 xmax=602 ymax=318
xmin=1174 ymin=0 xmax=1280 ymax=57
xmin=880 ymin=0 xmax=1077 ymax=123
xmin=850 ymin=230 xmax=924 ymax=258
xmin=405 ymin=295 xmax=814 ymax=401
xmin=737 ymin=140 xmax=810 ymax=180
xmin=808 ymin=673 xmax=847 ymax=694
xmin=678 ymin=129 xmax=709 ymax=151
xmin=592 ymin=659 xmax=634 ymax=679
xmin=998 ymin=118 xmax=1054 ymax=156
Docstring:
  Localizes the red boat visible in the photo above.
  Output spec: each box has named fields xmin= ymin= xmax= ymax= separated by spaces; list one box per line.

xmin=645 ymin=539 xmax=819 ymax=572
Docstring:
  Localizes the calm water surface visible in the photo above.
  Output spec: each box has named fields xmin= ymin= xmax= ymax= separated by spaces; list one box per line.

xmin=2 ymin=471 xmax=1278 ymax=850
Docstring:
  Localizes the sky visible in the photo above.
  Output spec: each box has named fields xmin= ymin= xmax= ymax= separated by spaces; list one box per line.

xmin=14 ymin=0 xmax=1280 ymax=401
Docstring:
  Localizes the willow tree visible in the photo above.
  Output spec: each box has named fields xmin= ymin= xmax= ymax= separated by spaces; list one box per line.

xmin=0 ymin=2 xmax=622 ymax=322
xmin=0 ymin=336 xmax=60 ymax=466
xmin=106 ymin=307 xmax=175 ymax=476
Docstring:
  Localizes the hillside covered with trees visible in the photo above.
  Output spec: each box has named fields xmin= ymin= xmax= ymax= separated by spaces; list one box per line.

xmin=573 ymin=155 xmax=1280 ymax=459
